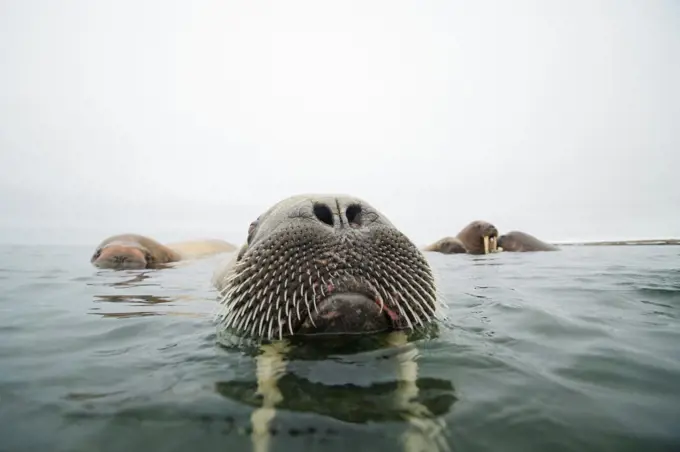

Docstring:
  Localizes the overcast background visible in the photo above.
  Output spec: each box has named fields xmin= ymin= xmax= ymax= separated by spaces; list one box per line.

xmin=1 ymin=0 xmax=678 ymax=247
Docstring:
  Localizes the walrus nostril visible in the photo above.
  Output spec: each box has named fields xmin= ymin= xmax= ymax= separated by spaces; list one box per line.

xmin=345 ymin=204 xmax=361 ymax=226
xmin=313 ymin=203 xmax=334 ymax=226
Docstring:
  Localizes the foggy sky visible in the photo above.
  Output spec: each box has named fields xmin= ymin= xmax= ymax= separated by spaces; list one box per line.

xmin=1 ymin=0 xmax=679 ymax=246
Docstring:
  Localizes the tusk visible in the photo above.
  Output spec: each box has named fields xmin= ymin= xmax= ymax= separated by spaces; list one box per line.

xmin=483 ymin=236 xmax=490 ymax=254
xmin=386 ymin=331 xmax=450 ymax=452
xmin=489 ymin=237 xmax=497 ymax=252
xmin=251 ymin=340 xmax=290 ymax=452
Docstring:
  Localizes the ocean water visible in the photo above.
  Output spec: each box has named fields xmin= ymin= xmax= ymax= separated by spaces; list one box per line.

xmin=0 ymin=244 xmax=679 ymax=452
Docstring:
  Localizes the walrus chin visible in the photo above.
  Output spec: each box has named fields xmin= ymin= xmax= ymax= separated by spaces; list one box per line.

xmin=295 ymin=278 xmax=405 ymax=336
xmin=213 ymin=194 xmax=441 ymax=342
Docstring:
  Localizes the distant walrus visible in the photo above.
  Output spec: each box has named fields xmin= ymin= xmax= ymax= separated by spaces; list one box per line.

xmin=497 ymin=230 xmax=559 ymax=252
xmin=422 ymin=236 xmax=467 ymax=254
xmin=454 ymin=220 xmax=500 ymax=255
xmin=212 ymin=194 xmax=442 ymax=341
xmin=91 ymin=233 xmax=237 ymax=270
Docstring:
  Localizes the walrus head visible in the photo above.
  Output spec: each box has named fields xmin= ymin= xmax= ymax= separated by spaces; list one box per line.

xmin=91 ymin=242 xmax=152 ymax=270
xmin=456 ymin=220 xmax=499 ymax=255
xmin=214 ymin=194 xmax=441 ymax=341
xmin=90 ymin=234 xmax=177 ymax=270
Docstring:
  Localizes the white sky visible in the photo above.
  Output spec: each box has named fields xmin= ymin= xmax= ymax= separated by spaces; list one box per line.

xmin=1 ymin=0 xmax=679 ymax=246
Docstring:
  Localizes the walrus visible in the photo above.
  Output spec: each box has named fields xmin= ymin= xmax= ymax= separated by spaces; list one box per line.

xmin=212 ymin=194 xmax=450 ymax=452
xmin=212 ymin=194 xmax=442 ymax=341
xmin=91 ymin=233 xmax=236 ymax=270
xmin=422 ymin=236 xmax=467 ymax=254
xmin=497 ymin=230 xmax=559 ymax=252
xmin=454 ymin=220 xmax=499 ymax=255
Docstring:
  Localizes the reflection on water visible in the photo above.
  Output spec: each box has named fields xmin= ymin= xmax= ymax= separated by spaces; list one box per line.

xmin=93 ymin=294 xmax=176 ymax=304
xmin=215 ymin=371 xmax=456 ymax=424
xmin=0 ymin=245 xmax=679 ymax=452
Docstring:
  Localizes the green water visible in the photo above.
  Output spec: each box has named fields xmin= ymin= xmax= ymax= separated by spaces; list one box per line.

xmin=0 ymin=244 xmax=678 ymax=452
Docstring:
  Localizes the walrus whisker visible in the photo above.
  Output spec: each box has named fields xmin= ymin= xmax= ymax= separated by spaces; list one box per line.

xmin=381 ymin=273 xmax=418 ymax=324
xmin=229 ymin=305 xmax=242 ymax=330
xmin=219 ymin=284 xmax=237 ymax=302
xmin=265 ymin=303 xmax=273 ymax=330
xmin=293 ymin=291 xmax=301 ymax=321
xmin=242 ymin=302 xmax=260 ymax=333
xmin=241 ymin=296 xmax=259 ymax=327
xmin=374 ymin=283 xmax=399 ymax=319
xmin=397 ymin=290 xmax=425 ymax=327
xmin=302 ymin=293 xmax=315 ymax=327
xmin=394 ymin=300 xmax=414 ymax=330
xmin=228 ymin=305 xmax=243 ymax=329
xmin=408 ymin=271 xmax=439 ymax=300
xmin=217 ymin=303 xmax=235 ymax=326
xmin=254 ymin=287 xmax=264 ymax=306
xmin=240 ymin=307 xmax=254 ymax=334
xmin=396 ymin=275 xmax=438 ymax=321
xmin=233 ymin=291 xmax=250 ymax=321
xmin=286 ymin=308 xmax=294 ymax=336
xmin=250 ymin=312 xmax=259 ymax=338
xmin=258 ymin=313 xmax=266 ymax=338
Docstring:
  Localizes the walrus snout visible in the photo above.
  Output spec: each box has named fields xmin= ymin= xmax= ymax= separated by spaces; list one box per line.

xmin=214 ymin=193 xmax=440 ymax=341
xmin=92 ymin=245 xmax=147 ymax=270
xmin=297 ymin=292 xmax=393 ymax=336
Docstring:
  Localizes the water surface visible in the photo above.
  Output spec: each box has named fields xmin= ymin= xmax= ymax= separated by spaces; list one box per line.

xmin=1 ymin=244 xmax=679 ymax=452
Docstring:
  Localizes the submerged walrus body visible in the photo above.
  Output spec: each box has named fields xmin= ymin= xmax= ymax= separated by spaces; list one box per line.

xmin=497 ymin=230 xmax=559 ymax=252
xmin=91 ymin=233 xmax=236 ymax=270
xmin=422 ymin=237 xmax=467 ymax=254
xmin=212 ymin=194 xmax=442 ymax=341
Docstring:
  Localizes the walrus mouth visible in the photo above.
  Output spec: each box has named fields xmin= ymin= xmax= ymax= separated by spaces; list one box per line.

xmin=296 ymin=291 xmax=396 ymax=336
xmin=91 ymin=244 xmax=150 ymax=270
xmin=215 ymin=222 xmax=439 ymax=342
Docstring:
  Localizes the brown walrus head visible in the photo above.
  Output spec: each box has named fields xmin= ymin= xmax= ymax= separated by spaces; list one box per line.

xmin=456 ymin=220 xmax=499 ymax=255
xmin=213 ymin=194 xmax=441 ymax=341
xmin=90 ymin=234 xmax=179 ymax=270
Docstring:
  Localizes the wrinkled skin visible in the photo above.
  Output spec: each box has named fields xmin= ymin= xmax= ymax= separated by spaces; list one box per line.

xmin=91 ymin=234 xmax=181 ymax=270
xmin=423 ymin=237 xmax=467 ymax=254
xmin=498 ymin=230 xmax=559 ymax=252
xmin=455 ymin=220 xmax=499 ymax=255
xmin=213 ymin=194 xmax=440 ymax=341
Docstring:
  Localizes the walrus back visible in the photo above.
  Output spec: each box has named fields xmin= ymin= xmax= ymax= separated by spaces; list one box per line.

xmin=423 ymin=237 xmax=467 ymax=254
xmin=166 ymin=239 xmax=237 ymax=260
xmin=500 ymin=231 xmax=559 ymax=252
